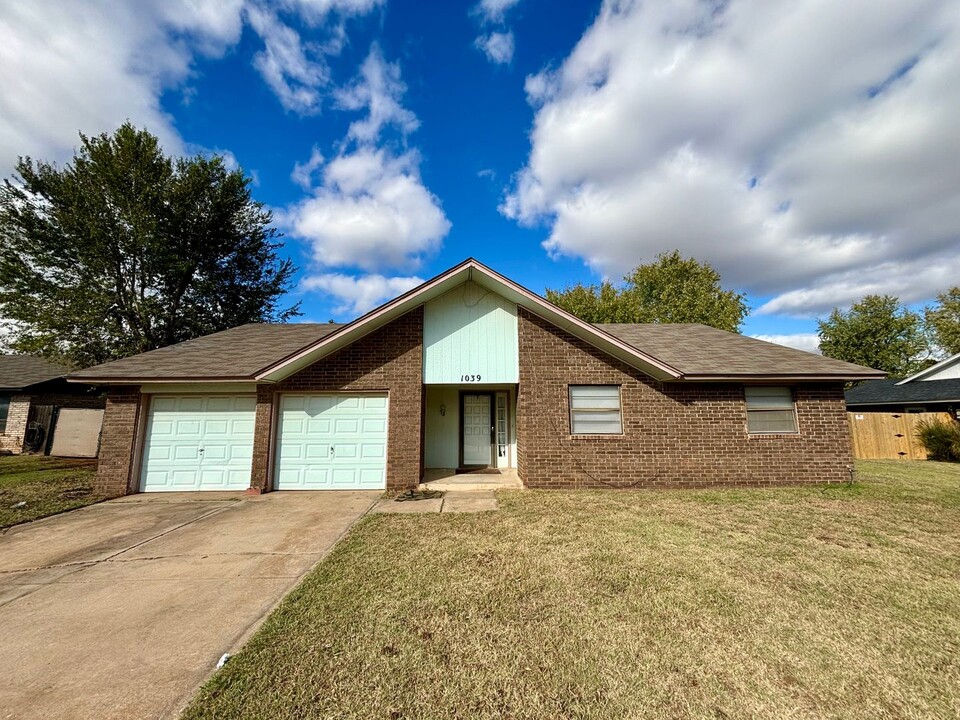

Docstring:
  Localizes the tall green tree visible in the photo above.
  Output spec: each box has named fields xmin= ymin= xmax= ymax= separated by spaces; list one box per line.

xmin=545 ymin=250 xmax=748 ymax=331
xmin=817 ymin=295 xmax=927 ymax=377
xmin=925 ymin=287 xmax=960 ymax=356
xmin=0 ymin=124 xmax=298 ymax=367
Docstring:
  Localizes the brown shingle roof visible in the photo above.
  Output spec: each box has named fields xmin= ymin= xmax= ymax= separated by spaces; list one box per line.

xmin=0 ymin=355 xmax=71 ymax=390
xmin=68 ymin=323 xmax=343 ymax=381
xmin=68 ymin=318 xmax=882 ymax=384
xmin=597 ymin=323 xmax=883 ymax=379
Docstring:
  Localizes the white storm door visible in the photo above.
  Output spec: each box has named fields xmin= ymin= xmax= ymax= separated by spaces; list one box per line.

xmin=462 ymin=394 xmax=492 ymax=466
xmin=274 ymin=394 xmax=388 ymax=490
xmin=140 ymin=395 xmax=256 ymax=492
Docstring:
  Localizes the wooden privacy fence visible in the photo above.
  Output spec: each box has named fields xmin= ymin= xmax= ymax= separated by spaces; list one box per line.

xmin=848 ymin=411 xmax=952 ymax=460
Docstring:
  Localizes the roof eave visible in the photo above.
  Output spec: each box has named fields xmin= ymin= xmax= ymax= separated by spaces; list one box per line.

xmin=66 ymin=376 xmax=259 ymax=385
xmin=679 ymin=372 xmax=887 ymax=382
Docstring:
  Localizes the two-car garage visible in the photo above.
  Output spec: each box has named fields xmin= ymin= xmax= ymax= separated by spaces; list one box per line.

xmin=138 ymin=393 xmax=388 ymax=492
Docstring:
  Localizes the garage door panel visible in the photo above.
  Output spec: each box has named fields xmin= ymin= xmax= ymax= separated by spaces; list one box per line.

xmin=203 ymin=420 xmax=230 ymax=435
xmin=333 ymin=443 xmax=358 ymax=458
xmin=140 ymin=395 xmax=255 ymax=492
xmin=229 ymin=444 xmax=252 ymax=461
xmin=305 ymin=444 xmax=330 ymax=459
xmin=178 ymin=398 xmax=204 ymax=412
xmin=175 ymin=420 xmax=202 ymax=437
xmin=362 ymin=418 xmax=386 ymax=433
xmin=173 ymin=445 xmax=201 ymax=461
xmin=306 ymin=419 xmax=331 ymax=434
xmin=275 ymin=393 xmax=387 ymax=491
xmin=361 ymin=443 xmax=385 ymax=459
xmin=232 ymin=418 xmax=255 ymax=434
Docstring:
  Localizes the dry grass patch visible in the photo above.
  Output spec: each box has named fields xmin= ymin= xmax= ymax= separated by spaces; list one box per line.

xmin=183 ymin=461 xmax=960 ymax=719
xmin=0 ymin=455 xmax=102 ymax=528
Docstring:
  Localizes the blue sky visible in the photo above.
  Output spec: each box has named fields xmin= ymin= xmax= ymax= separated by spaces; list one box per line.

xmin=2 ymin=0 xmax=959 ymax=353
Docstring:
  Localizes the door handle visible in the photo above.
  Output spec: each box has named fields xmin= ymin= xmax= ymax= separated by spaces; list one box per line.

xmin=330 ymin=446 xmax=335 ymax=458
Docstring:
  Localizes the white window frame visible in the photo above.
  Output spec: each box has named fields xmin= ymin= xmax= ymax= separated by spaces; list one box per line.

xmin=568 ymin=385 xmax=623 ymax=436
xmin=744 ymin=386 xmax=799 ymax=435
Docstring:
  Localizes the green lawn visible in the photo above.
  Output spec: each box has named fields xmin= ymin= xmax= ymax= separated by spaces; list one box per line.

xmin=184 ymin=461 xmax=960 ymax=719
xmin=0 ymin=455 xmax=103 ymax=528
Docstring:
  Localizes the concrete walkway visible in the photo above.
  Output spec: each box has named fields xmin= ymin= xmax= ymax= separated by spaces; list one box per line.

xmin=372 ymin=490 xmax=499 ymax=513
xmin=0 ymin=490 xmax=378 ymax=720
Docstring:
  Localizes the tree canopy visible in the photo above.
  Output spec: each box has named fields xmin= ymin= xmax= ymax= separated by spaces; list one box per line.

xmin=925 ymin=286 xmax=960 ymax=357
xmin=0 ymin=124 xmax=298 ymax=367
xmin=817 ymin=295 xmax=927 ymax=377
xmin=545 ymin=251 xmax=749 ymax=332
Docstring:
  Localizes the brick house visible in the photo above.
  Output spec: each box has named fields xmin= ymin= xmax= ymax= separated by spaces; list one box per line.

xmin=0 ymin=356 xmax=105 ymax=456
xmin=69 ymin=259 xmax=884 ymax=496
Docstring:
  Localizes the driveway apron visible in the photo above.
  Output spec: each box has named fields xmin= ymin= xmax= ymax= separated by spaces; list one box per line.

xmin=0 ymin=490 xmax=378 ymax=720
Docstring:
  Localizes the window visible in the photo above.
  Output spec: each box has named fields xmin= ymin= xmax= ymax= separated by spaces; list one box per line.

xmin=496 ymin=392 xmax=508 ymax=460
xmin=569 ymin=385 xmax=622 ymax=435
xmin=745 ymin=387 xmax=798 ymax=434
xmin=0 ymin=395 xmax=9 ymax=434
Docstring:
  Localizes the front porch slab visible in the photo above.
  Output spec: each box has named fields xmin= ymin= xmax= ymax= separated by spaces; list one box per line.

xmin=420 ymin=468 xmax=523 ymax=492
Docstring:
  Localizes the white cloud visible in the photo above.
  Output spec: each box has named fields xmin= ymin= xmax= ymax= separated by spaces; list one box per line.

xmin=0 ymin=0 xmax=382 ymax=173
xmin=471 ymin=0 xmax=521 ymax=65
xmin=0 ymin=1 xmax=243 ymax=171
xmin=244 ymin=1 xmax=385 ymax=115
xmin=503 ymin=0 xmax=960 ymax=316
xmin=475 ymin=32 xmax=515 ymax=65
xmin=291 ymin=145 xmax=325 ymax=189
xmin=334 ymin=44 xmax=420 ymax=141
xmin=280 ymin=147 xmax=450 ymax=271
xmin=245 ymin=4 xmax=330 ymax=115
xmin=301 ymin=272 xmax=423 ymax=314
xmin=752 ymin=333 xmax=821 ymax=355
xmin=282 ymin=47 xmax=451 ymax=274
xmin=474 ymin=0 xmax=522 ymax=24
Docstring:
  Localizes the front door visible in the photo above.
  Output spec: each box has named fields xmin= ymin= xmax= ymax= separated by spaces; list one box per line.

xmin=462 ymin=393 xmax=493 ymax=466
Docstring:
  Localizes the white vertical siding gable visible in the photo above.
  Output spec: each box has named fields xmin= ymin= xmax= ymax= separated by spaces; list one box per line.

xmin=423 ymin=281 xmax=519 ymax=384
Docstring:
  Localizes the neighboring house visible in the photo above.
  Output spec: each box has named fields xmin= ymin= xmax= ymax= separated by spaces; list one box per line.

xmin=68 ymin=259 xmax=883 ymax=497
xmin=0 ymin=356 xmax=106 ymax=456
xmin=845 ymin=352 xmax=960 ymax=417
xmin=898 ymin=352 xmax=960 ymax=383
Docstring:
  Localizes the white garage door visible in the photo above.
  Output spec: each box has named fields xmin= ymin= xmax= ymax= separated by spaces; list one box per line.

xmin=275 ymin=394 xmax=388 ymax=490
xmin=140 ymin=395 xmax=256 ymax=492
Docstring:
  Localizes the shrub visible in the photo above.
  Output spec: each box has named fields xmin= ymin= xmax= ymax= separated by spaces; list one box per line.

xmin=915 ymin=418 xmax=960 ymax=462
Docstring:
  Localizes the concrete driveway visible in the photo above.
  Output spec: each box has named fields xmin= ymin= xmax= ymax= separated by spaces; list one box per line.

xmin=0 ymin=490 xmax=379 ymax=720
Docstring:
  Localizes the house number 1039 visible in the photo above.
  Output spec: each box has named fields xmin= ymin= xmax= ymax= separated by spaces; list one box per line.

xmin=461 ymin=374 xmax=482 ymax=382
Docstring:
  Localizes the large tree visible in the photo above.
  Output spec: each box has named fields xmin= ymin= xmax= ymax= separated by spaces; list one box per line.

xmin=818 ymin=295 xmax=927 ymax=377
xmin=545 ymin=251 xmax=748 ymax=331
xmin=925 ymin=286 xmax=960 ymax=356
xmin=0 ymin=124 xmax=298 ymax=367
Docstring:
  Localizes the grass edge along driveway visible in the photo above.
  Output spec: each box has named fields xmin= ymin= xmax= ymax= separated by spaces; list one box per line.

xmin=184 ymin=460 xmax=960 ymax=719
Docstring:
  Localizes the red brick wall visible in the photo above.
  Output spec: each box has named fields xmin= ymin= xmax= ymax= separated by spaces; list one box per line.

xmin=517 ymin=307 xmax=853 ymax=488
xmin=93 ymin=388 xmax=142 ymax=497
xmin=249 ymin=307 xmax=423 ymax=492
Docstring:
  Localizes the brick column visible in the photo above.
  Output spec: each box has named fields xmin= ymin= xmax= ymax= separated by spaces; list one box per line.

xmin=94 ymin=387 xmax=142 ymax=497
xmin=0 ymin=395 xmax=31 ymax=453
xmin=248 ymin=385 xmax=276 ymax=494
